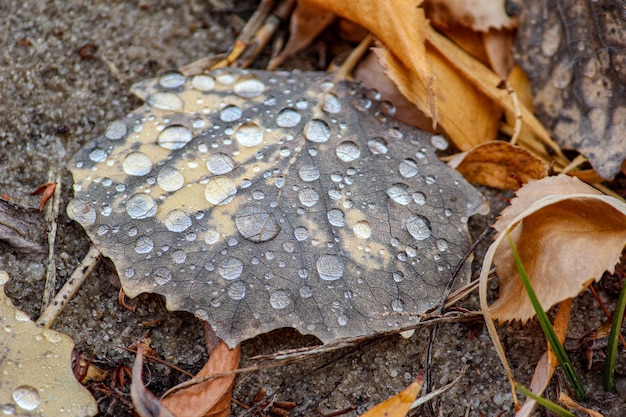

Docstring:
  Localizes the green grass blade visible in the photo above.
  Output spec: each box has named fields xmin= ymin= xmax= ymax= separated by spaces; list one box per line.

xmin=603 ymin=277 xmax=626 ymax=391
xmin=515 ymin=383 xmax=575 ymax=417
xmin=507 ymin=234 xmax=586 ymax=401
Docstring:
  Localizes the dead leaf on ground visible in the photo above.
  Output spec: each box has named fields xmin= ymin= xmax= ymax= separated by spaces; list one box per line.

xmin=448 ymin=141 xmax=548 ymax=190
xmin=131 ymin=343 xmax=176 ymax=417
xmin=515 ymin=0 xmax=626 ymax=180
xmin=559 ymin=392 xmax=604 ymax=417
xmin=0 ymin=198 xmax=46 ymax=257
xmin=489 ymin=175 xmax=626 ymax=322
xmin=0 ymin=270 xmax=98 ymax=416
xmin=361 ymin=372 xmax=423 ymax=417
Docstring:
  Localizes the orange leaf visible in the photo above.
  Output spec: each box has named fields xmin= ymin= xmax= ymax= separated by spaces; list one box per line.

xmin=361 ymin=372 xmax=423 ymax=417
xmin=31 ymin=182 xmax=56 ymax=212
xmin=449 ymin=141 xmax=548 ymax=190
xmin=161 ymin=341 xmax=241 ymax=417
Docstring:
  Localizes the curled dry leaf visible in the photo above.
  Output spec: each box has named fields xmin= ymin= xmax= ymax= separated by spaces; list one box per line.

xmin=131 ymin=343 xmax=176 ymax=417
xmin=448 ymin=141 xmax=548 ymax=190
xmin=0 ymin=270 xmax=97 ymax=416
xmin=489 ymin=175 xmax=626 ymax=322
xmin=361 ymin=372 xmax=423 ymax=417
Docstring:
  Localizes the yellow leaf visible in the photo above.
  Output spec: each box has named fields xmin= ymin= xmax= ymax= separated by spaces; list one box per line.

xmin=361 ymin=373 xmax=423 ymax=417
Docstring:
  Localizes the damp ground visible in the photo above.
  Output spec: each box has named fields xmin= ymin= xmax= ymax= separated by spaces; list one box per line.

xmin=0 ymin=1 xmax=624 ymax=416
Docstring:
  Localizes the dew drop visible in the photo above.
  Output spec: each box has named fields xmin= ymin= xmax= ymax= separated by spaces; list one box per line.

xmin=393 ymin=271 xmax=404 ymax=283
xmin=191 ymin=75 xmax=215 ymax=91
xmin=430 ymin=135 xmax=448 ymax=150
xmin=157 ymin=166 xmax=185 ymax=192
xmin=412 ymin=192 xmax=426 ymax=205
xmin=336 ymin=141 xmax=361 ymax=162
xmin=105 ymin=120 xmax=127 ymax=140
xmin=386 ymin=183 xmax=411 ymax=205
xmin=220 ymin=104 xmax=242 ymax=122
xmin=235 ymin=122 xmax=263 ymax=147
xmin=406 ymin=215 xmax=431 ymax=240
xmin=154 ymin=267 xmax=172 ymax=285
xmin=205 ymin=176 xmax=237 ymax=205
xmin=122 ymin=152 xmax=152 ymax=176
xmin=294 ymin=226 xmax=309 ymax=241
xmin=134 ymin=236 xmax=154 ymax=254
xmin=276 ymin=107 xmax=301 ymax=127
xmin=219 ymin=257 xmax=244 ymax=280
xmin=379 ymin=100 xmax=396 ymax=117
xmin=399 ymin=159 xmax=419 ymax=178
xmin=159 ymin=71 xmax=186 ymax=89
xmin=299 ymin=285 xmax=313 ymax=298
xmin=337 ymin=313 xmax=348 ymax=326
xmin=172 ymin=249 xmax=187 ymax=264
xmin=327 ymin=208 xmax=345 ymax=227
xmin=235 ymin=204 xmax=281 ymax=243
xmin=89 ymin=147 xmax=107 ymax=162
xmin=351 ymin=93 xmax=371 ymax=111
xmin=126 ymin=194 xmax=158 ymax=219
xmin=206 ymin=153 xmax=235 ymax=175
xmin=352 ymin=220 xmax=372 ymax=239
xmin=323 ymin=93 xmax=342 ymax=113
xmin=165 ymin=210 xmax=192 ymax=232
xmin=148 ymin=92 xmax=183 ymax=111
xmin=298 ymin=187 xmax=319 ymax=207
xmin=304 ymin=119 xmax=330 ymax=143
xmin=204 ymin=229 xmax=220 ymax=245
xmin=392 ymin=299 xmax=404 ymax=312
xmin=298 ymin=164 xmax=320 ymax=182
xmin=228 ymin=280 xmax=246 ymax=300
xmin=12 ymin=386 xmax=40 ymax=411
xmin=234 ymin=75 xmax=265 ymax=98
xmin=67 ymin=199 xmax=97 ymax=226
xmin=367 ymin=137 xmax=388 ymax=154
xmin=269 ymin=290 xmax=291 ymax=309
xmin=436 ymin=238 xmax=449 ymax=252
xmin=316 ymin=255 xmax=344 ymax=281
xmin=157 ymin=125 xmax=192 ymax=150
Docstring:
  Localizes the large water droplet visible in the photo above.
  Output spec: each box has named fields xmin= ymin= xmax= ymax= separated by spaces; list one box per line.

xmin=269 ymin=290 xmax=291 ymax=309
xmin=234 ymin=75 xmax=265 ymax=98
xmin=406 ymin=215 xmax=431 ymax=240
xmin=89 ymin=147 xmax=107 ymax=162
xmin=148 ymin=92 xmax=183 ymax=111
xmin=367 ymin=137 xmax=388 ymax=155
xmin=172 ymin=249 xmax=187 ymax=264
xmin=206 ymin=153 xmax=235 ymax=175
xmin=323 ymin=93 xmax=342 ymax=113
xmin=67 ymin=199 xmax=97 ymax=226
xmin=228 ymin=280 xmax=246 ymax=300
xmin=165 ymin=209 xmax=192 ymax=232
xmin=276 ymin=107 xmax=301 ymax=127
xmin=298 ymin=164 xmax=320 ymax=182
xmin=298 ymin=187 xmax=319 ymax=207
xmin=220 ymin=104 xmax=242 ymax=122
xmin=134 ymin=236 xmax=154 ymax=254
xmin=12 ymin=386 xmax=40 ymax=411
xmin=304 ymin=119 xmax=330 ymax=143
xmin=235 ymin=122 xmax=263 ymax=147
xmin=399 ymin=159 xmax=419 ymax=178
xmin=205 ymin=176 xmax=237 ymax=205
xmin=235 ymin=204 xmax=281 ymax=243
xmin=294 ymin=226 xmax=309 ymax=241
xmin=154 ymin=267 xmax=172 ymax=285
xmin=327 ymin=209 xmax=345 ymax=227
xmin=105 ymin=119 xmax=127 ymax=140
xmin=316 ymin=255 xmax=345 ymax=281
xmin=219 ymin=257 xmax=243 ymax=280
xmin=157 ymin=125 xmax=192 ymax=150
xmin=159 ymin=71 xmax=186 ymax=89
xmin=430 ymin=135 xmax=448 ymax=150
xmin=412 ymin=192 xmax=426 ymax=205
xmin=352 ymin=220 xmax=372 ymax=239
xmin=192 ymin=75 xmax=215 ymax=91
xmin=336 ymin=141 xmax=361 ymax=162
xmin=386 ymin=183 xmax=411 ymax=205
xmin=126 ymin=194 xmax=158 ymax=219
xmin=157 ymin=166 xmax=184 ymax=192
xmin=122 ymin=152 xmax=152 ymax=176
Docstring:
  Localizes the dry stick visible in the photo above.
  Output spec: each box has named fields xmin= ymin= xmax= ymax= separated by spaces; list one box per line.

xmin=41 ymin=172 xmax=62 ymax=314
xmin=505 ymin=81 xmax=522 ymax=146
xmin=37 ymin=245 xmax=101 ymax=328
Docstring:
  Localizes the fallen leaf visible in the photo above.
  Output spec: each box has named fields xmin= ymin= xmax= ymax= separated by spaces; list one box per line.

xmin=67 ymin=68 xmax=487 ymax=348
xmin=0 ymin=270 xmax=98 ymax=416
xmin=161 ymin=341 xmax=241 ymax=417
xmin=448 ymin=141 xmax=548 ymax=190
xmin=515 ymin=0 xmax=626 ymax=179
xmin=422 ymin=0 xmax=517 ymax=31
xmin=0 ymin=198 xmax=46 ymax=256
xmin=489 ymin=175 xmax=626 ymax=322
xmin=361 ymin=372 xmax=423 ymax=417
xmin=558 ymin=392 xmax=604 ymax=417
xmin=131 ymin=343 xmax=176 ymax=417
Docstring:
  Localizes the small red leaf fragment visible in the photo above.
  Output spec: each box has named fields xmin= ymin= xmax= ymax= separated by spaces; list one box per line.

xmin=31 ymin=182 xmax=56 ymax=212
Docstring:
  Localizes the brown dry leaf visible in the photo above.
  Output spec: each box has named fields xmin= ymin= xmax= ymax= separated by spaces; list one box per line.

xmin=448 ymin=141 xmax=548 ymax=190
xmin=161 ymin=342 xmax=241 ymax=417
xmin=489 ymin=175 xmax=626 ymax=322
xmin=131 ymin=343 xmax=176 ymax=417
xmin=361 ymin=372 xmax=423 ymax=417
xmin=558 ymin=392 xmax=604 ymax=417
xmin=422 ymin=0 xmax=517 ymax=31
xmin=482 ymin=28 xmax=515 ymax=78
xmin=0 ymin=270 xmax=98 ymax=416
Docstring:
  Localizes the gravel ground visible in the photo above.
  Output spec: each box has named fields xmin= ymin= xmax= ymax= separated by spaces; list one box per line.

xmin=1 ymin=1 xmax=624 ymax=416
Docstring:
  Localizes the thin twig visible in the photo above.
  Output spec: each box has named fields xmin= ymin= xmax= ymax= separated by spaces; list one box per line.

xmin=41 ymin=172 xmax=62 ymax=314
